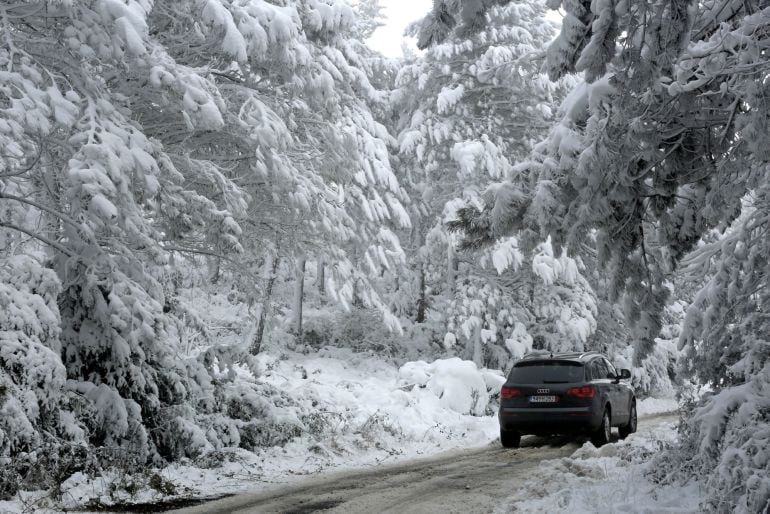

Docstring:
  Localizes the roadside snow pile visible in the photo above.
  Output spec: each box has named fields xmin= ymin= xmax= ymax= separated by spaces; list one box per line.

xmin=637 ymin=397 xmax=678 ymax=416
xmin=499 ymin=421 xmax=702 ymax=513
xmin=154 ymin=351 xmax=502 ymax=501
xmin=243 ymin=350 xmax=502 ymax=450
xmin=399 ymin=358 xmax=506 ymax=416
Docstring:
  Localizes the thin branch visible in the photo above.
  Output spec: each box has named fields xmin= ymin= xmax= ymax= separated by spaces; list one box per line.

xmin=0 ymin=220 xmax=74 ymax=256
xmin=0 ymin=146 xmax=44 ymax=178
xmin=162 ymin=244 xmax=264 ymax=282
xmin=210 ymin=71 xmax=244 ymax=83
xmin=161 ymin=244 xmax=228 ymax=260
xmin=718 ymin=99 xmax=740 ymax=145
xmin=0 ymin=190 xmax=80 ymax=230
xmin=628 ymin=138 xmax=683 ymax=181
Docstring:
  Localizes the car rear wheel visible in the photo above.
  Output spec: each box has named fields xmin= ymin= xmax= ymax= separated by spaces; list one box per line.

xmin=591 ymin=408 xmax=611 ymax=447
xmin=619 ymin=402 xmax=637 ymax=439
xmin=500 ymin=429 xmax=521 ymax=448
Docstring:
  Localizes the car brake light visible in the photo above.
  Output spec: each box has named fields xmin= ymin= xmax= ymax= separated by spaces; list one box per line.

xmin=566 ymin=386 xmax=596 ymax=398
xmin=501 ymin=387 xmax=522 ymax=399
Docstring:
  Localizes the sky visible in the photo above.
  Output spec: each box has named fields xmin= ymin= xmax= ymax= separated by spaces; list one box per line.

xmin=366 ymin=0 xmax=432 ymax=58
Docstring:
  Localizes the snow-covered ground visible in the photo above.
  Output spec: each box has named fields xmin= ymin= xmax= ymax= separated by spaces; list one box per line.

xmin=150 ymin=351 xmax=505 ymax=499
xmin=637 ymin=397 xmax=678 ymax=416
xmin=500 ymin=420 xmax=702 ymax=513
xmin=1 ymin=349 xmax=504 ymax=513
xmin=0 ymin=348 xmax=680 ymax=514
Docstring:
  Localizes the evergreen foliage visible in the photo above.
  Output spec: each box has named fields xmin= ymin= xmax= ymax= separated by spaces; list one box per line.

xmin=0 ymin=0 xmax=409 ymax=493
xmin=417 ymin=0 xmax=770 ymax=509
xmin=391 ymin=0 xmax=604 ymax=369
xmin=1 ymin=0 xmax=767 ymax=509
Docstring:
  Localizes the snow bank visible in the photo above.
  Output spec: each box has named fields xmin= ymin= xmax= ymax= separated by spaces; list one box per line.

xmin=637 ymin=397 xmax=678 ymax=416
xmin=500 ymin=421 xmax=703 ymax=513
xmin=398 ymin=357 xmax=505 ymax=416
xmin=156 ymin=351 xmax=501 ymax=501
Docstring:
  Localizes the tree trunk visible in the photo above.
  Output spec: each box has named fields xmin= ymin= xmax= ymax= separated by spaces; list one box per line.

xmin=352 ymin=277 xmax=364 ymax=308
xmin=472 ymin=320 xmax=484 ymax=368
xmin=38 ymin=152 xmax=62 ymax=257
xmin=293 ymin=257 xmax=306 ymax=344
xmin=209 ymin=256 xmax=221 ymax=284
xmin=250 ymin=253 xmax=280 ymax=355
xmin=447 ymin=243 xmax=457 ymax=296
xmin=415 ymin=220 xmax=427 ymax=323
xmin=350 ymin=246 xmax=364 ymax=308
xmin=416 ymin=262 xmax=427 ymax=323
xmin=316 ymin=258 xmax=326 ymax=301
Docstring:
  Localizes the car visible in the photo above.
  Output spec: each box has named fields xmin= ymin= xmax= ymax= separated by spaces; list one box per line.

xmin=498 ymin=351 xmax=637 ymax=448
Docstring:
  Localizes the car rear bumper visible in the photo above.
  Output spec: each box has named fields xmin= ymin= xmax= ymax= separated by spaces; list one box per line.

xmin=498 ymin=406 xmax=602 ymax=434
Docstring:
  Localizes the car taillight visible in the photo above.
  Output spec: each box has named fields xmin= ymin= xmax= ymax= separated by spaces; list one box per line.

xmin=566 ymin=386 xmax=596 ymax=398
xmin=501 ymin=387 xmax=522 ymax=399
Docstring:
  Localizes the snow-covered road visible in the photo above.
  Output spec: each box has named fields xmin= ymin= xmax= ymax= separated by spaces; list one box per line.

xmin=168 ymin=413 xmax=677 ymax=514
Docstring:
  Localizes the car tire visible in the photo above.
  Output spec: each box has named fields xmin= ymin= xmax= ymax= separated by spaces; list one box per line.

xmin=591 ymin=408 xmax=612 ymax=447
xmin=500 ymin=429 xmax=521 ymax=448
xmin=619 ymin=402 xmax=637 ymax=439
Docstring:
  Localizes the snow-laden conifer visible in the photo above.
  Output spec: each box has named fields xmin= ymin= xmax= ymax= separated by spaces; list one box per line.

xmin=393 ymin=1 xmax=599 ymax=368
xmin=422 ymin=0 xmax=770 ymax=508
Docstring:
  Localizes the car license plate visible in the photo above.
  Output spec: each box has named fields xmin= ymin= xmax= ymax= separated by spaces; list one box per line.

xmin=529 ymin=395 xmax=558 ymax=403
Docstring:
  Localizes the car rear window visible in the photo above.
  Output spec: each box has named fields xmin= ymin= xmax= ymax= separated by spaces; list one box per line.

xmin=509 ymin=362 xmax=585 ymax=383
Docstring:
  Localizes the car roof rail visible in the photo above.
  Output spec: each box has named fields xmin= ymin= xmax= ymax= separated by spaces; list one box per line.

xmin=520 ymin=350 xmax=603 ymax=361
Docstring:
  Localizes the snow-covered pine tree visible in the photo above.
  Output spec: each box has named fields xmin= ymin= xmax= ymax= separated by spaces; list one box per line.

xmin=674 ymin=189 xmax=770 ymax=512
xmin=421 ymin=0 xmax=770 ymax=508
xmin=435 ymin=0 xmax=765 ymax=358
xmin=171 ymin=0 xmax=411 ymax=350
xmin=0 ymin=0 xmax=414 ymax=487
xmin=354 ymin=0 xmax=387 ymax=39
xmin=0 ymin=256 xmax=74 ymax=498
xmin=393 ymin=1 xmax=598 ymax=368
xmin=1 ymin=0 xmax=257 ymax=473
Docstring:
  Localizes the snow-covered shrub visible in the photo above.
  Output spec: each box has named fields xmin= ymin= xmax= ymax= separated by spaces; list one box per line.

xmin=0 ymin=256 xmax=66 ymax=451
xmin=0 ymin=256 xmax=90 ymax=498
xmin=1 ymin=442 xmax=100 ymax=502
xmin=358 ymin=411 xmax=403 ymax=442
xmin=304 ymin=308 xmax=403 ymax=357
xmin=424 ymin=239 xmax=598 ymax=373
xmin=161 ymin=415 xmax=215 ymax=458
xmin=656 ymin=368 xmax=770 ymax=513
xmin=222 ymin=382 xmax=303 ymax=450
xmin=56 ymin=261 xmax=244 ymax=465
xmin=301 ymin=311 xmax=335 ymax=349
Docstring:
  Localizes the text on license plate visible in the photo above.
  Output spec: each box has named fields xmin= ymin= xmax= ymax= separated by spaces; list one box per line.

xmin=529 ymin=395 xmax=558 ymax=403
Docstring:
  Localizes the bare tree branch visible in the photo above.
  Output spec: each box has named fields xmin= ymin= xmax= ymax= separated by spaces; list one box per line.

xmin=0 ymin=190 xmax=80 ymax=230
xmin=0 ymin=220 xmax=74 ymax=256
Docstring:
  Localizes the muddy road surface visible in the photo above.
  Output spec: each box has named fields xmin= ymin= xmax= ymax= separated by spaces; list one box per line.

xmin=168 ymin=414 xmax=675 ymax=514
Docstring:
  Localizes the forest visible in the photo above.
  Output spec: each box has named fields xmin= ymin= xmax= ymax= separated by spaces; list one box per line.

xmin=0 ymin=0 xmax=767 ymax=511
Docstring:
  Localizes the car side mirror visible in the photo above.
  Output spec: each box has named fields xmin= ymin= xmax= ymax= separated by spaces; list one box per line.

xmin=618 ymin=369 xmax=631 ymax=380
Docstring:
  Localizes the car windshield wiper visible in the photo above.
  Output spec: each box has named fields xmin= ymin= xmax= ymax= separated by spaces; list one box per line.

xmin=542 ymin=380 xmax=569 ymax=383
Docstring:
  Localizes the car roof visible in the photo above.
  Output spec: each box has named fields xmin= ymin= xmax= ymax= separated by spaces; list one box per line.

xmin=516 ymin=351 xmax=604 ymax=365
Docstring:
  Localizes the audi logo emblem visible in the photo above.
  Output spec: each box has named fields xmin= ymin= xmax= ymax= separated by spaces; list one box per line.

xmin=537 ymin=388 xmax=550 ymax=394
